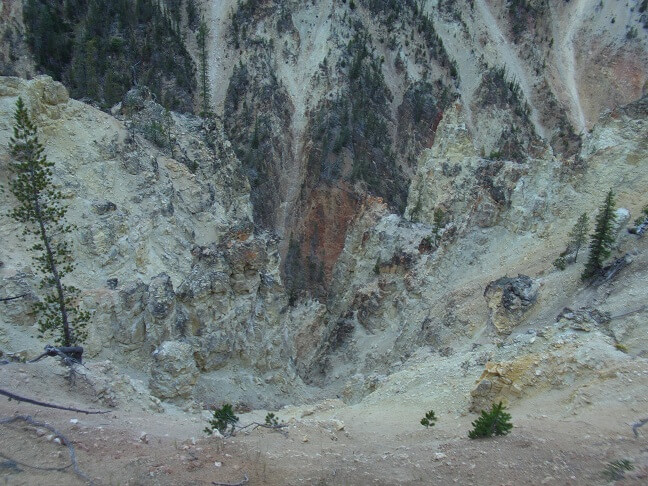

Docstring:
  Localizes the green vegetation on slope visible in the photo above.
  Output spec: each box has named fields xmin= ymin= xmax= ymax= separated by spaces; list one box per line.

xmin=23 ymin=0 xmax=196 ymax=112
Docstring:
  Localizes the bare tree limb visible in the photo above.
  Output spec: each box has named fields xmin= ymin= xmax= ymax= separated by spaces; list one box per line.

xmin=632 ymin=417 xmax=648 ymax=438
xmin=235 ymin=422 xmax=288 ymax=434
xmin=213 ymin=473 xmax=249 ymax=486
xmin=0 ymin=293 xmax=28 ymax=302
xmin=0 ymin=389 xmax=108 ymax=415
xmin=0 ymin=414 xmax=93 ymax=485
xmin=610 ymin=306 xmax=647 ymax=320
xmin=219 ymin=422 xmax=288 ymax=438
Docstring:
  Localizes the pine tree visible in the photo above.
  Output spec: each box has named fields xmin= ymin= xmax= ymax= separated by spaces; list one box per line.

xmin=420 ymin=410 xmax=437 ymax=428
xmin=6 ymin=98 xmax=90 ymax=347
xmin=582 ymin=190 xmax=617 ymax=280
xmin=468 ymin=402 xmax=513 ymax=439
xmin=204 ymin=403 xmax=239 ymax=435
xmin=196 ymin=17 xmax=211 ymax=117
xmin=568 ymin=212 xmax=589 ymax=263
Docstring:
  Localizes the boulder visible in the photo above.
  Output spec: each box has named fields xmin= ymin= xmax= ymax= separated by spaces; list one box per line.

xmin=484 ymin=275 xmax=539 ymax=334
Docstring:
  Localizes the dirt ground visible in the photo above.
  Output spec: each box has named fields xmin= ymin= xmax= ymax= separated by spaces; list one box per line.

xmin=1 ymin=355 xmax=647 ymax=486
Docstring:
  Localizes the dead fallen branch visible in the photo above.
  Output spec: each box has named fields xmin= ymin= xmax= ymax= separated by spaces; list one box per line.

xmin=610 ymin=305 xmax=647 ymax=320
xmin=632 ymin=417 xmax=648 ymax=438
xmin=0 ymin=451 xmax=72 ymax=472
xmin=213 ymin=473 xmax=249 ymax=486
xmin=0 ymin=293 xmax=28 ymax=302
xmin=0 ymin=414 xmax=93 ymax=485
xmin=216 ymin=422 xmax=288 ymax=438
xmin=235 ymin=422 xmax=288 ymax=435
xmin=591 ymin=254 xmax=632 ymax=287
xmin=0 ymin=389 xmax=108 ymax=415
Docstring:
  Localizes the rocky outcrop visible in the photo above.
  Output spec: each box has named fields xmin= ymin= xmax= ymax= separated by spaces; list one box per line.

xmin=0 ymin=76 xmax=304 ymax=406
xmin=484 ymin=275 xmax=540 ymax=335
xmin=405 ymin=104 xmax=530 ymax=231
xmin=470 ymin=358 xmax=535 ymax=412
xmin=556 ymin=307 xmax=611 ymax=333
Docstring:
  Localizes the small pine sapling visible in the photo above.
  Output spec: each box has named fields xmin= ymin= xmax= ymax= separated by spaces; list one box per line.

xmin=265 ymin=412 xmax=280 ymax=426
xmin=432 ymin=208 xmax=445 ymax=243
xmin=205 ymin=403 xmax=239 ymax=436
xmin=553 ymin=256 xmax=567 ymax=271
xmin=633 ymin=205 xmax=648 ymax=226
xmin=468 ymin=402 xmax=513 ymax=439
xmin=420 ymin=410 xmax=437 ymax=428
xmin=630 ymin=204 xmax=648 ymax=234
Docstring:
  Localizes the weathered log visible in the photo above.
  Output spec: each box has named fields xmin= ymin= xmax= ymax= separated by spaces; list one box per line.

xmin=29 ymin=345 xmax=84 ymax=364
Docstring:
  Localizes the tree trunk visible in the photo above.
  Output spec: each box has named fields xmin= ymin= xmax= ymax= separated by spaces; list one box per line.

xmin=30 ymin=171 xmax=72 ymax=347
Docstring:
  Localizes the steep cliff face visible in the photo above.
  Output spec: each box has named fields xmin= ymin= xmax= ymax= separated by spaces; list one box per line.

xmin=1 ymin=0 xmax=648 ymax=411
xmin=296 ymin=95 xmax=648 ymax=397
xmin=216 ymin=0 xmax=459 ymax=296
xmin=12 ymin=0 xmax=648 ymax=297
xmin=202 ymin=0 xmax=648 ymax=296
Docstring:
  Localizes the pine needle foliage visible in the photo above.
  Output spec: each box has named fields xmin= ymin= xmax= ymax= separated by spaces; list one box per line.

xmin=582 ymin=190 xmax=617 ymax=280
xmin=204 ymin=403 xmax=239 ymax=435
xmin=7 ymin=98 xmax=90 ymax=347
xmin=601 ymin=459 xmax=633 ymax=481
xmin=420 ymin=410 xmax=437 ymax=428
xmin=265 ymin=412 xmax=279 ymax=426
xmin=468 ymin=402 xmax=513 ymax=439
